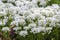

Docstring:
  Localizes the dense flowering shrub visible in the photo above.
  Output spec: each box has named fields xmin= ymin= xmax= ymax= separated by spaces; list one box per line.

xmin=0 ymin=0 xmax=60 ymax=40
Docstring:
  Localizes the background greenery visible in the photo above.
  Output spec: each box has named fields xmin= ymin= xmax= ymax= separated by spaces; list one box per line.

xmin=46 ymin=0 xmax=60 ymax=6
xmin=37 ymin=0 xmax=60 ymax=7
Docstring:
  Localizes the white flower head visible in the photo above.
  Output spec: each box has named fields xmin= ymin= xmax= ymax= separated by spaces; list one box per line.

xmin=52 ymin=4 xmax=59 ymax=9
xmin=19 ymin=30 xmax=28 ymax=37
xmin=15 ymin=1 xmax=24 ymax=7
xmin=23 ymin=11 xmax=32 ymax=17
xmin=38 ymin=19 xmax=47 ymax=27
xmin=23 ymin=26 xmax=30 ymax=30
xmin=0 ymin=12 xmax=6 ymax=16
xmin=17 ymin=19 xmax=26 ymax=26
xmin=30 ymin=27 xmax=44 ymax=34
xmin=46 ymin=27 xmax=52 ymax=31
xmin=0 ymin=21 xmax=3 ymax=25
xmin=28 ymin=23 xmax=37 ymax=28
xmin=13 ymin=27 xmax=21 ymax=31
xmin=2 ymin=27 xmax=10 ymax=32
xmin=10 ymin=21 xmax=18 ymax=26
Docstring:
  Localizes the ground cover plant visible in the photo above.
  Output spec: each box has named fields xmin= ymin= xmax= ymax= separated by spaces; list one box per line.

xmin=0 ymin=0 xmax=60 ymax=40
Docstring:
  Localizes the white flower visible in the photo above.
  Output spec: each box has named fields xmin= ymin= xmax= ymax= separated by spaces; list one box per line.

xmin=18 ymin=16 xmax=25 ymax=20
xmin=53 ymin=15 xmax=60 ymax=21
xmin=0 ymin=12 xmax=6 ymax=16
xmin=17 ymin=19 xmax=26 ymax=26
xmin=30 ymin=14 xmax=36 ymax=20
xmin=30 ymin=27 xmax=45 ymax=34
xmin=50 ymin=18 xmax=59 ymax=26
xmin=52 ymin=4 xmax=59 ymax=9
xmin=23 ymin=26 xmax=30 ymax=30
xmin=15 ymin=1 xmax=24 ymax=7
xmin=46 ymin=27 xmax=52 ymax=31
xmin=38 ymin=19 xmax=46 ymax=27
xmin=13 ymin=27 xmax=21 ymax=31
xmin=0 ymin=1 xmax=4 ymax=8
xmin=46 ymin=17 xmax=59 ymax=27
xmin=19 ymin=30 xmax=28 ymax=37
xmin=3 ymin=18 xmax=8 ymax=25
xmin=33 ymin=13 xmax=42 ymax=19
xmin=30 ymin=27 xmax=40 ymax=34
xmin=2 ymin=27 xmax=10 ymax=31
xmin=26 ymin=15 xmax=34 ymax=23
xmin=4 ymin=3 xmax=14 ymax=8
xmin=0 ymin=21 xmax=3 ymax=25
xmin=8 ymin=7 xmax=17 ymax=15
xmin=40 ymin=9 xmax=54 ymax=17
xmin=28 ymin=23 xmax=36 ymax=28
xmin=23 ymin=11 xmax=32 ymax=17
xmin=10 ymin=21 xmax=18 ymax=26
xmin=40 ymin=1 xmax=46 ymax=6
xmin=39 ymin=27 xmax=45 ymax=31
xmin=14 ymin=15 xmax=25 ymax=21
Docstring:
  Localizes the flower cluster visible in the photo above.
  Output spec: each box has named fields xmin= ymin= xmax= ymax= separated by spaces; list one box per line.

xmin=0 ymin=0 xmax=60 ymax=37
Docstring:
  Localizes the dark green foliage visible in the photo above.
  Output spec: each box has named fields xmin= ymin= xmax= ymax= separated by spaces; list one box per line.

xmin=46 ymin=0 xmax=60 ymax=6
xmin=37 ymin=1 xmax=42 ymax=7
